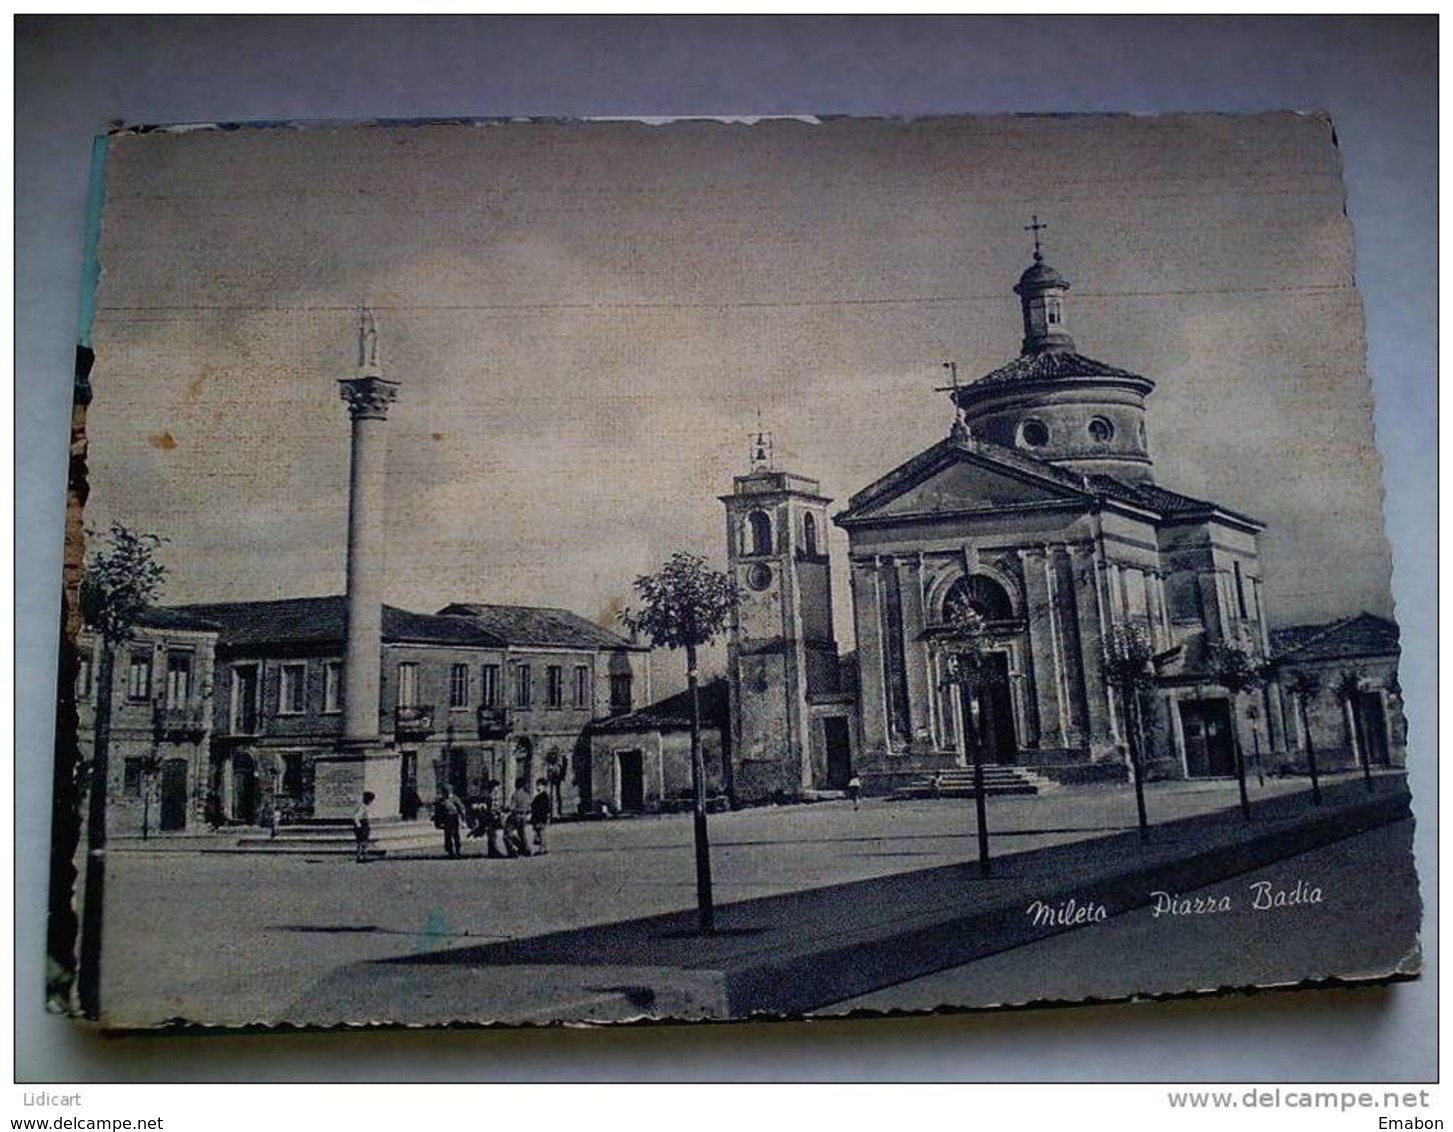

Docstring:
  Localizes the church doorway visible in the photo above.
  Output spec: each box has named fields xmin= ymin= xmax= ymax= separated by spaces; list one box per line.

xmin=823 ymin=717 xmax=852 ymax=787
xmin=1180 ymin=699 xmax=1236 ymax=777
xmin=159 ymin=758 xmax=189 ymax=831
xmin=977 ymin=653 xmax=1018 ymax=764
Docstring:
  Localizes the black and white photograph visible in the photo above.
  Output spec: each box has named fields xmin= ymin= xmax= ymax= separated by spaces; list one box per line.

xmin=51 ymin=110 xmax=1421 ymax=1031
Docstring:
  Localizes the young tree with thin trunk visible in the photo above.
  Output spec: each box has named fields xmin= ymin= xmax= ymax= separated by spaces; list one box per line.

xmin=938 ymin=605 xmax=1003 ymax=877
xmin=1206 ymin=638 xmax=1268 ymax=822
xmin=77 ymin=522 xmax=168 ymax=1019
xmin=621 ymin=552 xmax=736 ymax=934
xmin=1103 ymin=620 xmax=1156 ymax=843
xmin=1284 ymin=668 xmax=1324 ymax=805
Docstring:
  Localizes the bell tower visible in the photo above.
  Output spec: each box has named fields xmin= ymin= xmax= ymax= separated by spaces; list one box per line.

xmin=721 ymin=426 xmax=840 ymax=802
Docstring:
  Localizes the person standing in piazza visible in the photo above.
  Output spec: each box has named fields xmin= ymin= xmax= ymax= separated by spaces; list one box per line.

xmin=352 ymin=791 xmax=376 ymax=864
xmin=530 ymin=779 xmax=552 ymax=855
xmin=433 ymin=783 xmax=469 ymax=859
xmin=505 ymin=777 xmax=534 ymax=858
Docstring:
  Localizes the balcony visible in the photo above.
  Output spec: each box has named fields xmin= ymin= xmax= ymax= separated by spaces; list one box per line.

xmin=476 ymin=706 xmax=512 ymax=740
xmin=153 ymin=703 xmax=208 ymax=741
xmin=394 ymin=704 xmax=436 ymax=740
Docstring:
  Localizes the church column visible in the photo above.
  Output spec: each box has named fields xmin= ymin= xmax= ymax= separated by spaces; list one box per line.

xmin=1019 ymin=546 xmax=1065 ymax=751
xmin=851 ymin=558 xmax=891 ymax=760
xmin=1071 ymin=543 xmax=1117 ymax=758
xmin=898 ymin=555 xmax=932 ymax=748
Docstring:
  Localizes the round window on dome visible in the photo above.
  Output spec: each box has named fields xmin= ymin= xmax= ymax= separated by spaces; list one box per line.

xmin=1019 ymin=419 xmax=1050 ymax=448
xmin=1088 ymin=417 xmax=1115 ymax=444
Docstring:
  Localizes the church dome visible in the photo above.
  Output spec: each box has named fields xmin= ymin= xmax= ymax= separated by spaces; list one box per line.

xmin=950 ymin=227 xmax=1158 ymax=484
xmin=1014 ymin=258 xmax=1069 ymax=294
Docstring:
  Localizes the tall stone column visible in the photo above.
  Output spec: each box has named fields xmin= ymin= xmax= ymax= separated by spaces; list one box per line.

xmin=315 ymin=314 xmax=401 ymax=818
xmin=339 ymin=372 xmax=398 ymax=742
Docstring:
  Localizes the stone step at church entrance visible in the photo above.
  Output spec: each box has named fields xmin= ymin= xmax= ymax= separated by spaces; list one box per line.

xmin=890 ymin=765 xmax=1060 ymax=800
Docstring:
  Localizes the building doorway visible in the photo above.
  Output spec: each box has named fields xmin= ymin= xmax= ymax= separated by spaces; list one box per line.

xmin=159 ymin=758 xmax=189 ymax=831
xmin=512 ymin=737 xmax=534 ymax=791
xmin=616 ymin=750 xmax=644 ymax=812
xmin=1354 ymin=691 xmax=1390 ymax=766
xmin=231 ymin=752 xmax=259 ymax=823
xmin=1180 ymin=699 xmax=1236 ymax=777
xmin=823 ymin=717 xmax=853 ymax=788
xmin=399 ymin=751 xmax=420 ymax=819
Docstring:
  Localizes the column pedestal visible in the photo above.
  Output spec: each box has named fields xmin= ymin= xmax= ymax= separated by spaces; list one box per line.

xmin=312 ymin=743 xmax=399 ymax=819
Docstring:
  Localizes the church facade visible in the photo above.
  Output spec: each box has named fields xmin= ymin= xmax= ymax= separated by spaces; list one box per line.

xmin=722 ymin=234 xmax=1405 ymax=799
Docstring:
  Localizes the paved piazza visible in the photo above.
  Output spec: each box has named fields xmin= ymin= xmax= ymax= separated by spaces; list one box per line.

xmin=92 ymin=777 xmax=1353 ymax=1027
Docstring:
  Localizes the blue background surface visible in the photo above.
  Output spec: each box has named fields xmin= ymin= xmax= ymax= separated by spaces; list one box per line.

xmin=15 ymin=15 xmax=1436 ymax=1082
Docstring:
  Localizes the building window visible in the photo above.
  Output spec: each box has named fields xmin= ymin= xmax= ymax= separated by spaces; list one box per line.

xmin=232 ymin=665 xmax=260 ymax=733
xmin=747 ymin=510 xmax=772 ymax=556
xmin=1046 ymin=297 xmax=1062 ymax=325
xmin=514 ymin=664 xmax=532 ymax=708
xmin=397 ymin=662 xmax=418 ymax=709
xmin=279 ymin=663 xmax=306 ymax=715
xmin=1087 ymin=417 xmax=1114 ymax=443
xmin=127 ymin=652 xmax=153 ymax=701
xmin=547 ymin=665 xmax=564 ymax=709
xmin=123 ymin=758 xmax=145 ymax=798
xmin=1234 ymin=561 xmax=1249 ymax=620
xmin=323 ymin=662 xmax=342 ymax=714
xmin=449 ymin=663 xmax=470 ymax=709
xmin=1018 ymin=418 xmax=1049 ymax=448
xmin=609 ymin=672 xmax=633 ymax=714
xmin=573 ymin=665 xmax=590 ymax=709
xmin=481 ymin=664 xmax=501 ymax=708
xmin=803 ymin=512 xmax=818 ymax=556
xmin=165 ymin=652 xmax=193 ymax=708
xmin=76 ymin=654 xmax=93 ymax=700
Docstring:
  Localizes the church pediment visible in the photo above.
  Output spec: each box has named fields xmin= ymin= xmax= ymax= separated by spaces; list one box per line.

xmin=836 ymin=439 xmax=1090 ymax=526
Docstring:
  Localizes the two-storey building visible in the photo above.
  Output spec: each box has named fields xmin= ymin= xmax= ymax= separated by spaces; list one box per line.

xmin=75 ymin=609 xmax=220 ymax=835
xmin=162 ymin=595 xmax=648 ymax=824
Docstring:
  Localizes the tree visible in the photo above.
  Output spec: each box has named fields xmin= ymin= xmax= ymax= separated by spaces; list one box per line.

xmin=1335 ymin=668 xmax=1375 ymax=793
xmin=1205 ymin=637 xmax=1268 ymax=822
xmin=620 ymin=552 xmax=736 ymax=933
xmin=938 ymin=604 xmax=1004 ymax=876
xmin=1102 ymin=620 xmax=1156 ymax=843
xmin=77 ymin=522 xmax=168 ymax=1019
xmin=1284 ymin=668 xmax=1324 ymax=805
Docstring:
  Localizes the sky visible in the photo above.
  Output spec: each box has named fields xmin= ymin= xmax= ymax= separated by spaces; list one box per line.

xmin=86 ymin=113 xmax=1394 ymax=685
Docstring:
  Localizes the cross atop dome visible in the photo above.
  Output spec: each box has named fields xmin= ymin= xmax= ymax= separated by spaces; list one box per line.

xmin=1025 ymin=214 xmax=1048 ymax=263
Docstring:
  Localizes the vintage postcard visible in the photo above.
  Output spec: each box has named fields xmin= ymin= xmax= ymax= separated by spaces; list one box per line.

xmin=53 ymin=113 xmax=1420 ymax=1028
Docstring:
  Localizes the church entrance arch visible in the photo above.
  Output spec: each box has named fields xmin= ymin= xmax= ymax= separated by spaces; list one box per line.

xmin=943 ymin=573 xmax=1015 ymax=623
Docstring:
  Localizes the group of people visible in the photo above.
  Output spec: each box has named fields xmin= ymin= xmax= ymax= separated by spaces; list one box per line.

xmin=350 ymin=778 xmax=554 ymax=863
xmin=434 ymin=778 xmax=552 ymax=859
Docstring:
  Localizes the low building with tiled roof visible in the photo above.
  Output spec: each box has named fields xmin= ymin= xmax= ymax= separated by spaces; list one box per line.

xmin=584 ymin=678 xmax=733 ymax=813
xmin=1271 ymin=613 xmax=1404 ymax=774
